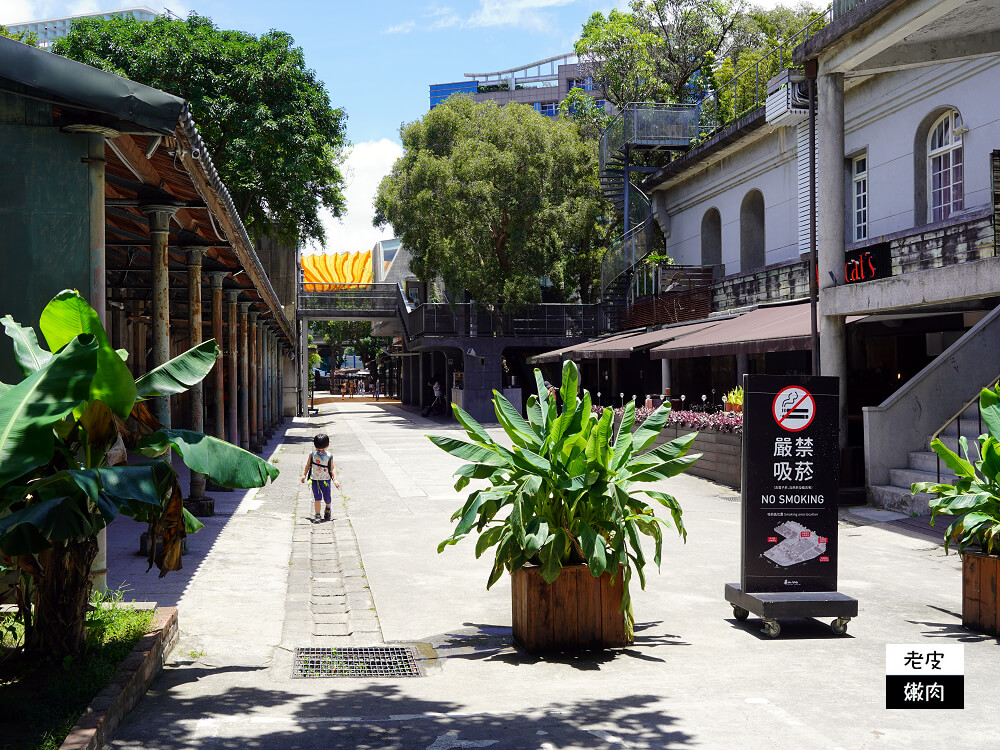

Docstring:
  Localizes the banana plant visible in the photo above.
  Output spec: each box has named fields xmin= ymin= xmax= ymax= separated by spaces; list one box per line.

xmin=0 ymin=290 xmax=279 ymax=658
xmin=430 ymin=358 xmax=699 ymax=637
xmin=913 ymin=383 xmax=1000 ymax=555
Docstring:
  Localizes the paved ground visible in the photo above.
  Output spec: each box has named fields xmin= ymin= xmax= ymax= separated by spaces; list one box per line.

xmin=103 ymin=402 xmax=1000 ymax=750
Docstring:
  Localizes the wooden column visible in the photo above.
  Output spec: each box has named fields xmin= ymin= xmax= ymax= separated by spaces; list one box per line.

xmin=226 ymin=292 xmax=239 ymax=446
xmin=238 ymin=302 xmax=250 ymax=450
xmin=248 ymin=310 xmax=260 ymax=452
xmin=185 ymin=248 xmax=207 ymax=499
xmin=141 ymin=205 xmax=178 ymax=427
xmin=209 ymin=273 xmax=227 ymax=441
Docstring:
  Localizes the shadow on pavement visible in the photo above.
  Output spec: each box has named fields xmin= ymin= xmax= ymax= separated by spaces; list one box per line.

xmin=411 ymin=621 xmax=689 ymax=671
xmin=116 ymin=682 xmax=695 ymax=749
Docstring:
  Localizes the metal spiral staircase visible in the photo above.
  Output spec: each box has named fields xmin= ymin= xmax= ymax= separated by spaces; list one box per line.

xmin=599 ymin=103 xmax=706 ymax=317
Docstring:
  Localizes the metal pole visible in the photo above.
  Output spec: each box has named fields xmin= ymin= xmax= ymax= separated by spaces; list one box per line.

xmin=142 ymin=205 xmax=178 ymax=427
xmin=226 ymin=292 xmax=240 ymax=445
xmin=238 ymin=302 xmax=250 ymax=450
xmin=807 ymin=67 xmax=820 ymax=375
xmin=209 ymin=273 xmax=227 ymax=440
xmin=185 ymin=247 xmax=207 ymax=501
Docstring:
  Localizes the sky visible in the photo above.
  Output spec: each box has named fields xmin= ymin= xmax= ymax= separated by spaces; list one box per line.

xmin=1 ymin=0 xmax=798 ymax=253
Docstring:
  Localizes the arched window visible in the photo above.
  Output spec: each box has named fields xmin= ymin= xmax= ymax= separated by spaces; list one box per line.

xmin=740 ymin=190 xmax=765 ymax=271
xmin=701 ymin=208 xmax=722 ymax=267
xmin=927 ymin=110 xmax=964 ymax=222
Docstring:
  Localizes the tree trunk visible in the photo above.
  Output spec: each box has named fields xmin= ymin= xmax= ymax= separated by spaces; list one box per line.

xmin=26 ymin=538 xmax=98 ymax=658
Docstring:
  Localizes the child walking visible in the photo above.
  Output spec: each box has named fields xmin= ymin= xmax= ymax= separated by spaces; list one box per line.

xmin=301 ymin=433 xmax=340 ymax=522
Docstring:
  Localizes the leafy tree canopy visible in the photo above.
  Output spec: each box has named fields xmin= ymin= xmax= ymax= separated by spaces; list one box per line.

xmin=0 ymin=25 xmax=39 ymax=45
xmin=575 ymin=10 xmax=663 ymax=110
xmin=374 ymin=96 xmax=604 ymax=305
xmin=576 ymin=1 xmax=823 ymax=116
xmin=53 ymin=13 xmax=347 ymax=246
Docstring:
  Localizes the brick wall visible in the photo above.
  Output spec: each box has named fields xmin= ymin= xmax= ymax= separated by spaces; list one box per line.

xmin=711 ymin=259 xmax=810 ymax=312
xmin=653 ymin=426 xmax=742 ymax=488
xmin=893 ymin=214 xmax=995 ymax=274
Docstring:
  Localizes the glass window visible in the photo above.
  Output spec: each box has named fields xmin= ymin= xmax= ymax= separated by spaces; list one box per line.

xmin=852 ymin=155 xmax=868 ymax=242
xmin=928 ymin=110 xmax=964 ymax=222
xmin=540 ymin=102 xmax=557 ymax=117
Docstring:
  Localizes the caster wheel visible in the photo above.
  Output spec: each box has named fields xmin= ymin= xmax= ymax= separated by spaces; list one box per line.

xmin=732 ymin=605 xmax=750 ymax=621
xmin=831 ymin=618 xmax=850 ymax=635
xmin=762 ymin=619 xmax=780 ymax=638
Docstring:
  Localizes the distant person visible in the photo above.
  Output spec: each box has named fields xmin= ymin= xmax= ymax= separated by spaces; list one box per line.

xmin=374 ymin=378 xmax=381 ymax=402
xmin=301 ymin=433 xmax=340 ymax=522
xmin=340 ymin=381 xmax=346 ymax=400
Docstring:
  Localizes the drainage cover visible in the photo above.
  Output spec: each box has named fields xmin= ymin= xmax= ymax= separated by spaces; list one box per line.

xmin=292 ymin=646 xmax=421 ymax=678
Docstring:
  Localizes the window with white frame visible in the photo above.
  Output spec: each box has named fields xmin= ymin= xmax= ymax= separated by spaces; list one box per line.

xmin=928 ymin=110 xmax=964 ymax=222
xmin=852 ymin=155 xmax=868 ymax=242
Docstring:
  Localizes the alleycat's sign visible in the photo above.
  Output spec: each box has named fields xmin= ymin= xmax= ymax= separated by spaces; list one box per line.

xmin=741 ymin=375 xmax=840 ymax=593
xmin=844 ymin=242 xmax=891 ymax=284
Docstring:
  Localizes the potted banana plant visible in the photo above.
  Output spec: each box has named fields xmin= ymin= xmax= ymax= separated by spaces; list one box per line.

xmin=0 ymin=290 xmax=278 ymax=659
xmin=430 ymin=359 xmax=699 ymax=653
xmin=912 ymin=383 xmax=1000 ymax=636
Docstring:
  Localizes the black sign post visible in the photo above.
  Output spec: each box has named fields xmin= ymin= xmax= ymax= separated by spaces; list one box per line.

xmin=725 ymin=374 xmax=858 ymax=638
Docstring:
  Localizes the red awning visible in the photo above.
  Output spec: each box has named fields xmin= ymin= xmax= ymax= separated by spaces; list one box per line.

xmin=651 ymin=303 xmax=814 ymax=359
xmin=527 ymin=330 xmax=646 ymax=364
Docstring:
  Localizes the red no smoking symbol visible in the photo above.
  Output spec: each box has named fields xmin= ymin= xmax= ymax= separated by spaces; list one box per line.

xmin=772 ymin=386 xmax=815 ymax=432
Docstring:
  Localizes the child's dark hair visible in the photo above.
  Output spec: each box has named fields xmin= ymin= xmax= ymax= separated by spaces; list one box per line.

xmin=313 ymin=433 xmax=330 ymax=449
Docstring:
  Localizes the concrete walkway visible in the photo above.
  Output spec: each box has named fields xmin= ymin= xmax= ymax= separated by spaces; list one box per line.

xmin=104 ymin=402 xmax=999 ymax=750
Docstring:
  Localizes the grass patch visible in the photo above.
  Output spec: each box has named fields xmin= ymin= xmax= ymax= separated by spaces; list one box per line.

xmin=0 ymin=590 xmax=155 ymax=750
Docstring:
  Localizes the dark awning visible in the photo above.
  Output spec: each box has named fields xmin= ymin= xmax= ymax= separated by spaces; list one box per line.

xmin=527 ymin=330 xmax=646 ymax=365
xmin=651 ymin=303 xmax=814 ymax=359
xmin=0 ymin=36 xmax=184 ymax=134
xmin=580 ymin=318 xmax=729 ymax=359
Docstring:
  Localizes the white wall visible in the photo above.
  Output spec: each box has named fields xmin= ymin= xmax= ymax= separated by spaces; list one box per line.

xmin=844 ymin=57 xmax=1000 ymax=236
xmin=657 ymin=125 xmax=800 ymax=275
xmin=652 ymin=55 xmax=1000 ymax=275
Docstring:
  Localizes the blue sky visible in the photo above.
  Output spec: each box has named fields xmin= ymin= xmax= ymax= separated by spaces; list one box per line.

xmin=2 ymin=0 xmax=790 ymax=251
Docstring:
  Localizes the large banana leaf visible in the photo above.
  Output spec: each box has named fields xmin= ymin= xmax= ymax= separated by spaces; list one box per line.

xmin=135 ymin=339 xmax=219 ymax=398
xmin=1 ymin=316 xmax=52 ymax=376
xmin=137 ymin=429 xmax=279 ymax=488
xmin=39 ymin=290 xmax=137 ymax=418
xmin=0 ymin=336 xmax=98 ymax=487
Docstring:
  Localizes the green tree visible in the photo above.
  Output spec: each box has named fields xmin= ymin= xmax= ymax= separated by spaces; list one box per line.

xmin=633 ymin=0 xmax=748 ymax=103
xmin=0 ymin=25 xmax=39 ymax=46
xmin=574 ymin=10 xmax=664 ymax=110
xmin=374 ymin=96 xmax=602 ymax=305
xmin=53 ymin=13 xmax=347 ymax=246
xmin=0 ymin=291 xmax=277 ymax=659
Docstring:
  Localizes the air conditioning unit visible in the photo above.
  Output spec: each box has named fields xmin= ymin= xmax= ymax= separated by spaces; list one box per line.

xmin=766 ymin=69 xmax=809 ymax=127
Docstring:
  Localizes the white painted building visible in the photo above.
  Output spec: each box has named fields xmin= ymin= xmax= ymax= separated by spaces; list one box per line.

xmin=6 ymin=6 xmax=157 ymax=49
xmin=635 ymin=0 xmax=1000 ymax=509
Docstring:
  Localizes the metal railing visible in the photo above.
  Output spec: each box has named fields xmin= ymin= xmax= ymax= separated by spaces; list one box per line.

xmin=599 ymin=103 xmax=704 ymax=174
xmin=297 ymin=283 xmax=399 ymax=315
xmin=707 ymin=10 xmax=828 ymax=126
xmin=407 ymin=303 xmax=605 ymax=339
xmin=931 ymin=374 xmax=999 ymax=482
xmin=833 ymin=0 xmax=870 ymax=19
xmin=601 ymin=198 xmax=654 ymax=294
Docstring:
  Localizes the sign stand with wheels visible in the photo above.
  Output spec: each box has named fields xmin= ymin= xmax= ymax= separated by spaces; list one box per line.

xmin=724 ymin=374 xmax=858 ymax=637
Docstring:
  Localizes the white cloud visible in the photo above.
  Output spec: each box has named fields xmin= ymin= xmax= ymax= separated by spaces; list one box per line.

xmin=311 ymin=139 xmax=404 ymax=254
xmin=1 ymin=1 xmax=40 ymax=25
xmin=385 ymin=0 xmax=578 ymax=34
xmin=383 ymin=20 xmax=416 ymax=34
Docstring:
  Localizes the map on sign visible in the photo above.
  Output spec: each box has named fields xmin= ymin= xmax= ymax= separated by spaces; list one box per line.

xmin=763 ymin=521 xmax=826 ymax=566
xmin=772 ymin=386 xmax=815 ymax=432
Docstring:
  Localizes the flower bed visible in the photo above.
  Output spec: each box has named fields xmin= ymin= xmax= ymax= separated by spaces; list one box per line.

xmin=591 ymin=405 xmax=743 ymax=433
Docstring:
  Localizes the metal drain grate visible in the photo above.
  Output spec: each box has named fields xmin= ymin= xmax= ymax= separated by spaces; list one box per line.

xmin=292 ymin=646 xmax=421 ymax=678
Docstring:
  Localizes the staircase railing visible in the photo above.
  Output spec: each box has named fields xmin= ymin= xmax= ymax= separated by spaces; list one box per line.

xmin=601 ymin=191 xmax=652 ymax=293
xmin=931 ymin=372 xmax=1000 ymax=482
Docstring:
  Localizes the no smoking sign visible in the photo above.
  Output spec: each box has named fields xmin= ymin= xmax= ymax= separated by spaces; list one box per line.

xmin=772 ymin=386 xmax=815 ymax=432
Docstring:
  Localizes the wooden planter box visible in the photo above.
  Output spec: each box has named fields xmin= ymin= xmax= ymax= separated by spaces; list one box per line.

xmin=511 ymin=564 xmax=631 ymax=653
xmin=653 ymin=426 xmax=742 ymax=489
xmin=962 ymin=551 xmax=1000 ymax=636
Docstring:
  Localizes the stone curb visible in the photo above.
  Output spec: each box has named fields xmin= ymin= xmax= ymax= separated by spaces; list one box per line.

xmin=59 ymin=607 xmax=179 ymax=750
